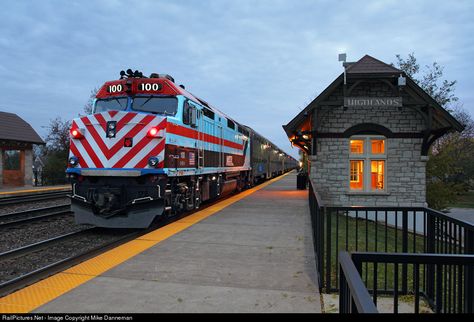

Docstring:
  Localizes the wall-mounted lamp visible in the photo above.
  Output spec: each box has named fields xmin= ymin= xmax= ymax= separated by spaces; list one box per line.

xmin=398 ymin=74 xmax=406 ymax=87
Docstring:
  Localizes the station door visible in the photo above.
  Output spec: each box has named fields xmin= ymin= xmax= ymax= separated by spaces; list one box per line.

xmin=2 ymin=149 xmax=25 ymax=186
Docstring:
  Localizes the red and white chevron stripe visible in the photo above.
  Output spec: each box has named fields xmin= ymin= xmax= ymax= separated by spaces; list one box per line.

xmin=69 ymin=111 xmax=166 ymax=169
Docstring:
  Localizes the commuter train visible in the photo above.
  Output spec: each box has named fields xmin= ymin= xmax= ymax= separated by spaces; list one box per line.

xmin=66 ymin=70 xmax=297 ymax=228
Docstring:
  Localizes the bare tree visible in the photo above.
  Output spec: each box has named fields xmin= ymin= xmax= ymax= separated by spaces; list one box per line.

xmin=44 ymin=117 xmax=71 ymax=153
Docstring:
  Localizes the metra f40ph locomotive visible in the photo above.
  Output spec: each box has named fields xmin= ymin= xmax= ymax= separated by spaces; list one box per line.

xmin=67 ymin=70 xmax=297 ymax=228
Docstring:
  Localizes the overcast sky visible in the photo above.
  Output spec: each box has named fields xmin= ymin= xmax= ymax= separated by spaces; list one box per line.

xmin=1 ymin=0 xmax=473 ymax=158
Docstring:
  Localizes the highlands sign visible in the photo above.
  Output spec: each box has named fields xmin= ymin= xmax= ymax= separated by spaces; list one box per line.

xmin=344 ymin=97 xmax=403 ymax=107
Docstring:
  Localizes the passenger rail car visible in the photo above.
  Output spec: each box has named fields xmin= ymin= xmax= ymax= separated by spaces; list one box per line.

xmin=67 ymin=70 xmax=297 ymax=228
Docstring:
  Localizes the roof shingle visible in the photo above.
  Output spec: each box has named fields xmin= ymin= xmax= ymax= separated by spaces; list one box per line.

xmin=346 ymin=55 xmax=401 ymax=74
xmin=0 ymin=111 xmax=44 ymax=144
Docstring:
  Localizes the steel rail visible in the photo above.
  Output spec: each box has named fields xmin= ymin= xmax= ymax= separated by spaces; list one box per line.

xmin=0 ymin=228 xmax=95 ymax=262
xmin=0 ymin=191 xmax=71 ymax=206
xmin=0 ymin=209 xmax=73 ymax=229
xmin=0 ymin=204 xmax=71 ymax=223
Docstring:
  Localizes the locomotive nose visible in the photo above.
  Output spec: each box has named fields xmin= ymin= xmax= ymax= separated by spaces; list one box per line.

xmin=69 ymin=111 xmax=166 ymax=170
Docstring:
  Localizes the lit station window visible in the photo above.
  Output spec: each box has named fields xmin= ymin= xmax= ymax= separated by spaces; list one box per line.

xmin=371 ymin=139 xmax=385 ymax=154
xmin=350 ymin=140 xmax=364 ymax=154
xmin=349 ymin=137 xmax=386 ymax=192
xmin=350 ymin=160 xmax=364 ymax=190
xmin=371 ymin=160 xmax=385 ymax=190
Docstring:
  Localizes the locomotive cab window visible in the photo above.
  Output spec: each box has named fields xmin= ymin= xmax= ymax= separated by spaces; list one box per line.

xmin=132 ymin=96 xmax=178 ymax=116
xmin=349 ymin=136 xmax=386 ymax=192
xmin=94 ymin=97 xmax=128 ymax=113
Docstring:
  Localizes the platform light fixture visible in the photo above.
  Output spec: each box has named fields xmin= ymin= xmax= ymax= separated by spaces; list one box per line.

xmin=339 ymin=53 xmax=348 ymax=86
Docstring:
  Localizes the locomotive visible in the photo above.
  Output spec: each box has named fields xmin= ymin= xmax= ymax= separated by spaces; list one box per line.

xmin=67 ymin=70 xmax=297 ymax=228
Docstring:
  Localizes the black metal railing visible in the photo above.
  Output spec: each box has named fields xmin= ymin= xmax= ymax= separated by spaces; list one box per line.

xmin=308 ymin=180 xmax=474 ymax=312
xmin=308 ymin=181 xmax=325 ymax=287
xmin=34 ymin=170 xmax=67 ymax=186
xmin=344 ymin=252 xmax=474 ymax=313
xmin=338 ymin=251 xmax=378 ymax=313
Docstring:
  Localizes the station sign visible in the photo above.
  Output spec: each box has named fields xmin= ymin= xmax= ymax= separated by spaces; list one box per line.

xmin=344 ymin=97 xmax=402 ymax=107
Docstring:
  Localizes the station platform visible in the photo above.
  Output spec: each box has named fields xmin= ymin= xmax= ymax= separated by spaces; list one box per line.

xmin=1 ymin=171 xmax=320 ymax=313
xmin=0 ymin=184 xmax=70 ymax=197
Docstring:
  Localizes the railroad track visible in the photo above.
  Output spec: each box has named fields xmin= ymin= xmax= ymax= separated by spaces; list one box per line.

xmin=0 ymin=192 xmax=233 ymax=297
xmin=0 ymin=190 xmax=71 ymax=206
xmin=0 ymin=205 xmax=72 ymax=228
xmin=0 ymin=227 xmax=142 ymax=297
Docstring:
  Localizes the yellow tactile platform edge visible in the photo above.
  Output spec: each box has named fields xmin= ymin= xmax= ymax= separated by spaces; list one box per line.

xmin=0 ymin=185 xmax=71 ymax=196
xmin=0 ymin=172 xmax=291 ymax=313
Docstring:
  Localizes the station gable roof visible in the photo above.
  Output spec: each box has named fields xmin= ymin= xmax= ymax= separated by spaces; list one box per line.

xmin=346 ymin=55 xmax=401 ymax=74
xmin=0 ymin=111 xmax=45 ymax=145
xmin=283 ymin=54 xmax=464 ymax=140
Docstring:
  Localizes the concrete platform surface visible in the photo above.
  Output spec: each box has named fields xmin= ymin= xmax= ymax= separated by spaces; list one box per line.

xmin=35 ymin=172 xmax=320 ymax=313
xmin=445 ymin=207 xmax=474 ymax=225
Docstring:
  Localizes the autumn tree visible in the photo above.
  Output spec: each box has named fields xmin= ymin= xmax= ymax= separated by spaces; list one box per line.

xmin=394 ymin=53 xmax=474 ymax=209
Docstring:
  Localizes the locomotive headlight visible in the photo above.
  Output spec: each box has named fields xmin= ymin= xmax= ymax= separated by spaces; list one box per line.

xmin=69 ymin=156 xmax=79 ymax=167
xmin=70 ymin=128 xmax=85 ymax=139
xmin=147 ymin=127 xmax=163 ymax=138
xmin=148 ymin=157 xmax=159 ymax=167
xmin=106 ymin=121 xmax=117 ymax=138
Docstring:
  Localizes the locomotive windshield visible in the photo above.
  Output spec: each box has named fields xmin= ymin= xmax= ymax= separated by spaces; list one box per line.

xmin=94 ymin=98 xmax=128 ymax=113
xmin=132 ymin=96 xmax=177 ymax=116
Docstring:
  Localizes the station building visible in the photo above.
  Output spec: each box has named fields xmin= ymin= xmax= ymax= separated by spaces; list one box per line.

xmin=283 ymin=55 xmax=463 ymax=207
xmin=0 ymin=111 xmax=44 ymax=187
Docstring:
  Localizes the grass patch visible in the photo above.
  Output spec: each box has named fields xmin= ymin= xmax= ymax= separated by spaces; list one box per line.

xmin=322 ymin=210 xmax=427 ymax=292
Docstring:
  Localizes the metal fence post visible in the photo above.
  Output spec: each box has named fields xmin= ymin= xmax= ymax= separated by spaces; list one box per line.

xmin=318 ymin=206 xmax=324 ymax=289
xmin=426 ymin=212 xmax=435 ymax=301
xmin=325 ymin=208 xmax=332 ymax=292
xmin=465 ymin=229 xmax=474 ymax=313
xmin=402 ymin=210 xmax=408 ymax=294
